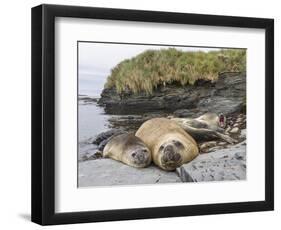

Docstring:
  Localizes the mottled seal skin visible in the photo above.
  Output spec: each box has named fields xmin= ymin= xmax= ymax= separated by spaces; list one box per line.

xmin=173 ymin=112 xmax=226 ymax=132
xmin=136 ymin=118 xmax=199 ymax=171
xmin=170 ymin=113 xmax=236 ymax=144
xmin=197 ymin=113 xmax=226 ymax=131
xmin=103 ymin=133 xmax=152 ymax=168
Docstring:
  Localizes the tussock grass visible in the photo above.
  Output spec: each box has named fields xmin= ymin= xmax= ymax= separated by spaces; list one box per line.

xmin=105 ymin=48 xmax=246 ymax=94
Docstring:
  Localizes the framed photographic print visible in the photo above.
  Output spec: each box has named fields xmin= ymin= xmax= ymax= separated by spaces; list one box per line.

xmin=31 ymin=4 xmax=274 ymax=225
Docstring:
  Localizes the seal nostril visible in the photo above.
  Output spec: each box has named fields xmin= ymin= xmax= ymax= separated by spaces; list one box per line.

xmin=167 ymin=151 xmax=174 ymax=160
xmin=164 ymin=151 xmax=181 ymax=162
xmin=165 ymin=145 xmax=173 ymax=153
xmin=174 ymin=153 xmax=181 ymax=161
xmin=137 ymin=153 xmax=144 ymax=161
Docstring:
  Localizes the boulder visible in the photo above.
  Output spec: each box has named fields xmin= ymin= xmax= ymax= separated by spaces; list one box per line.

xmin=90 ymin=129 xmax=125 ymax=145
xmin=230 ymin=127 xmax=240 ymax=134
xmin=176 ymin=141 xmax=246 ymax=182
xmin=199 ymin=141 xmax=217 ymax=153
xmin=78 ymin=159 xmax=182 ymax=187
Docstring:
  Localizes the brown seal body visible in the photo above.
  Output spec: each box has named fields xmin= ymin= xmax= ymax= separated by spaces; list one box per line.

xmin=135 ymin=118 xmax=199 ymax=171
xmin=103 ymin=133 xmax=151 ymax=168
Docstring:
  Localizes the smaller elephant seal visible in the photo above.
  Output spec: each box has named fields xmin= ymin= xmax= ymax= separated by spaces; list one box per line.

xmin=136 ymin=118 xmax=199 ymax=171
xmin=173 ymin=113 xmax=226 ymax=132
xmin=103 ymin=133 xmax=151 ymax=168
xmin=170 ymin=113 xmax=236 ymax=144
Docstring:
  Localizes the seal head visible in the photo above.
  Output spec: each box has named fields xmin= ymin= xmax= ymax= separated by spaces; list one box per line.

xmin=124 ymin=143 xmax=151 ymax=168
xmin=136 ymin=118 xmax=199 ymax=171
xmin=103 ymin=133 xmax=152 ymax=168
xmin=157 ymin=140 xmax=183 ymax=171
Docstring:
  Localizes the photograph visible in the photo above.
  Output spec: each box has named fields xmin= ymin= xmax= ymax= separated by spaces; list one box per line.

xmin=77 ymin=42 xmax=247 ymax=187
xmin=30 ymin=4 xmax=274 ymax=225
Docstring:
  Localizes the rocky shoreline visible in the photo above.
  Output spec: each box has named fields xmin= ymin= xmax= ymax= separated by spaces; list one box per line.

xmin=78 ymin=112 xmax=246 ymax=186
xmin=78 ymin=73 xmax=247 ymax=186
xmin=79 ymin=137 xmax=246 ymax=187
xmin=79 ymin=110 xmax=246 ymax=160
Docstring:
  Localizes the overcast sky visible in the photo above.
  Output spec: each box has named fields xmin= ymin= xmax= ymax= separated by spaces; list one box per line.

xmin=78 ymin=42 xmax=222 ymax=79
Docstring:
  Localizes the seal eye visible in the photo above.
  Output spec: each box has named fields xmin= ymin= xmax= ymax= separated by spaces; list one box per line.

xmin=173 ymin=140 xmax=183 ymax=148
xmin=159 ymin=145 xmax=164 ymax=151
xmin=132 ymin=152 xmax=136 ymax=157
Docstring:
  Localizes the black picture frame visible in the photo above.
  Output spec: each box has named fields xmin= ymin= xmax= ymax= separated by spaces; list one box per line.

xmin=31 ymin=4 xmax=274 ymax=225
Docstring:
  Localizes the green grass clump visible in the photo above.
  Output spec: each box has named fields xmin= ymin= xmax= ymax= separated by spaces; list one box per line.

xmin=105 ymin=48 xmax=246 ymax=94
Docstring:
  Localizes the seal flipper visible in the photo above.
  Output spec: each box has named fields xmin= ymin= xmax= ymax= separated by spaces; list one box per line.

xmin=177 ymin=125 xmax=237 ymax=144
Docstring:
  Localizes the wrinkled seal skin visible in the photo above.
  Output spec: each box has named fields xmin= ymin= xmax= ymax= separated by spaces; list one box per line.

xmin=103 ymin=133 xmax=152 ymax=168
xmin=170 ymin=113 xmax=236 ymax=144
xmin=173 ymin=112 xmax=226 ymax=132
xmin=136 ymin=118 xmax=199 ymax=171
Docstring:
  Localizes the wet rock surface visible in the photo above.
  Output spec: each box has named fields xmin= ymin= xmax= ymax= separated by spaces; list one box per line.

xmin=78 ymin=96 xmax=99 ymax=105
xmin=90 ymin=129 xmax=125 ymax=145
xmin=78 ymin=158 xmax=182 ymax=187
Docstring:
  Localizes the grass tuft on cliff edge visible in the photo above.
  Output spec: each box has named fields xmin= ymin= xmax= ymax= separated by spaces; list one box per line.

xmin=105 ymin=48 xmax=246 ymax=95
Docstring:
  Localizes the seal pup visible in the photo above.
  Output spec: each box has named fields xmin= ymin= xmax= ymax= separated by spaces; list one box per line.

xmin=103 ymin=133 xmax=151 ymax=168
xmin=170 ymin=113 xmax=236 ymax=144
xmin=136 ymin=118 xmax=199 ymax=171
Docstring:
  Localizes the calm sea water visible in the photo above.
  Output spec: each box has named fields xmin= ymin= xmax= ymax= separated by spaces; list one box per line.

xmin=78 ymin=103 xmax=110 ymax=142
xmin=78 ymin=73 xmax=109 ymax=144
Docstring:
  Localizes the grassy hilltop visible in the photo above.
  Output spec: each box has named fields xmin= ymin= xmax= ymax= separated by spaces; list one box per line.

xmin=105 ymin=48 xmax=246 ymax=95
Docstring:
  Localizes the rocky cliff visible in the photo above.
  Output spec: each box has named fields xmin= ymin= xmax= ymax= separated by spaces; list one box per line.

xmin=98 ymin=72 xmax=246 ymax=116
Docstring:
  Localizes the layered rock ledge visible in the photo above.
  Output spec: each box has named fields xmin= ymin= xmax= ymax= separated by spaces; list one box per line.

xmin=98 ymin=72 xmax=246 ymax=116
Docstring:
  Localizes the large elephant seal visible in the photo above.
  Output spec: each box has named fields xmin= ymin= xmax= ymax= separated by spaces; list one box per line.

xmin=170 ymin=113 xmax=236 ymax=144
xmin=103 ymin=133 xmax=151 ymax=168
xmin=135 ymin=118 xmax=199 ymax=171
